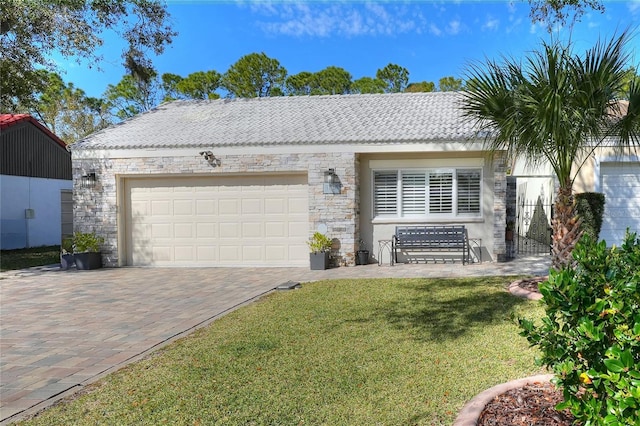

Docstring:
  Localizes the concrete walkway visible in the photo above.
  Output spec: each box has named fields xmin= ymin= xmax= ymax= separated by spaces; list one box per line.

xmin=0 ymin=256 xmax=550 ymax=424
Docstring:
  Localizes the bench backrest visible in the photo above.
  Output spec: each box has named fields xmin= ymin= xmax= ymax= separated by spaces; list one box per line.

xmin=395 ymin=226 xmax=467 ymax=244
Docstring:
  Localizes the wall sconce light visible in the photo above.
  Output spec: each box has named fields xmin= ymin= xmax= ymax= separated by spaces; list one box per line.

xmin=80 ymin=171 xmax=97 ymax=188
xmin=199 ymin=151 xmax=220 ymax=167
xmin=323 ymin=168 xmax=341 ymax=194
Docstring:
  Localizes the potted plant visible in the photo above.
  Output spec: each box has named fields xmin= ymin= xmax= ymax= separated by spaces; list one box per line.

xmin=73 ymin=231 xmax=104 ymax=270
xmin=60 ymin=236 xmax=75 ymax=270
xmin=307 ymin=231 xmax=332 ymax=270
xmin=356 ymin=239 xmax=369 ymax=265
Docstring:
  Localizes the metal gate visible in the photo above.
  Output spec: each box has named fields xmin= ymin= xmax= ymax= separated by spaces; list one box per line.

xmin=516 ymin=197 xmax=553 ymax=255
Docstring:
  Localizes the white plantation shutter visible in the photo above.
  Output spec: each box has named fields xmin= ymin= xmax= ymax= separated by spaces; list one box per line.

xmin=374 ymin=171 xmax=398 ymax=216
xmin=372 ymin=167 xmax=482 ymax=219
xmin=429 ymin=171 xmax=453 ymax=214
xmin=401 ymin=172 xmax=427 ymax=215
xmin=457 ymin=169 xmax=481 ymax=214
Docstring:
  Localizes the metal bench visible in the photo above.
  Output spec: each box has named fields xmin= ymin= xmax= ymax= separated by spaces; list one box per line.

xmin=392 ymin=225 xmax=470 ymax=265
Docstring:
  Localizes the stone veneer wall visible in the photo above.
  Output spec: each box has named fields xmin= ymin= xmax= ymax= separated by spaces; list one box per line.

xmin=492 ymin=152 xmax=507 ymax=261
xmin=73 ymin=151 xmax=359 ymax=267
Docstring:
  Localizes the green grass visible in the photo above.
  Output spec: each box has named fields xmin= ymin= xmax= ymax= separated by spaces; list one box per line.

xmin=0 ymin=246 xmax=60 ymax=272
xmin=19 ymin=276 xmax=545 ymax=425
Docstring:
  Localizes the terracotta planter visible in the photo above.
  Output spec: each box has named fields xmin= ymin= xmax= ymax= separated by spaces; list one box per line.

xmin=74 ymin=252 xmax=102 ymax=270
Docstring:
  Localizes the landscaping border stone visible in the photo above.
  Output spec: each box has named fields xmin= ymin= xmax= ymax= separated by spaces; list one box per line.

xmin=453 ymin=374 xmax=554 ymax=425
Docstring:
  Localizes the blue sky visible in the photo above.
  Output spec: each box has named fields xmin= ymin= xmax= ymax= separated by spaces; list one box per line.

xmin=57 ymin=1 xmax=640 ymax=99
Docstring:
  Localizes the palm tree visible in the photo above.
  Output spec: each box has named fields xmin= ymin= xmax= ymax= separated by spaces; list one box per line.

xmin=462 ymin=31 xmax=640 ymax=269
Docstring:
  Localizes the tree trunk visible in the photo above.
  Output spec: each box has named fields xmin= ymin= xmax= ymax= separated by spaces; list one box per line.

xmin=551 ymin=186 xmax=583 ymax=270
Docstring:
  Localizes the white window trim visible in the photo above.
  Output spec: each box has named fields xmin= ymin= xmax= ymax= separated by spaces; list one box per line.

xmin=371 ymin=167 xmax=483 ymax=221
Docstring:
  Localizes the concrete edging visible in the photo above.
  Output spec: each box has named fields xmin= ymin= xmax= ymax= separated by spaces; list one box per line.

xmin=508 ymin=279 xmax=544 ymax=300
xmin=453 ymin=374 xmax=554 ymax=425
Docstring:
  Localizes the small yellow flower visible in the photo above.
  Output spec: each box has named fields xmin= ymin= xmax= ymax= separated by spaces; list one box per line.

xmin=579 ymin=372 xmax=592 ymax=384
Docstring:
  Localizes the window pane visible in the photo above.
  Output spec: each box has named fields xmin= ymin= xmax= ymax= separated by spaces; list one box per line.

xmin=457 ymin=169 xmax=481 ymax=214
xmin=401 ymin=172 xmax=426 ymax=215
xmin=429 ymin=172 xmax=453 ymax=213
xmin=374 ymin=171 xmax=397 ymax=216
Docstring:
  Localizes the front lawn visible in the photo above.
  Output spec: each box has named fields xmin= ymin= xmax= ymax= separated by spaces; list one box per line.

xmin=0 ymin=246 xmax=60 ymax=272
xmin=19 ymin=276 xmax=545 ymax=425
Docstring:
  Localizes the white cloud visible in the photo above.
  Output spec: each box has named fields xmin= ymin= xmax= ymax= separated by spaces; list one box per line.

xmin=482 ymin=16 xmax=499 ymax=31
xmin=629 ymin=0 xmax=640 ymax=14
xmin=429 ymin=23 xmax=442 ymax=36
xmin=447 ymin=19 xmax=461 ymax=35
xmin=251 ymin=2 xmax=429 ymax=37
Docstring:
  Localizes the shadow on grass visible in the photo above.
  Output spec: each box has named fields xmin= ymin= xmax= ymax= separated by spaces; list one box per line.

xmin=372 ymin=277 xmax=530 ymax=343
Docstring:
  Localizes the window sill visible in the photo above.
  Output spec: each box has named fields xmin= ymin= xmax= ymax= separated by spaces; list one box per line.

xmin=371 ymin=217 xmax=485 ymax=225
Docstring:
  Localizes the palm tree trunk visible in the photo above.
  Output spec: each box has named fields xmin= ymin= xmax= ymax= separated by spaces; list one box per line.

xmin=551 ymin=186 xmax=583 ymax=270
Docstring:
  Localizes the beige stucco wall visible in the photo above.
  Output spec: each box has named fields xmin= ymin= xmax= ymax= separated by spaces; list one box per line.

xmin=358 ymin=151 xmax=505 ymax=262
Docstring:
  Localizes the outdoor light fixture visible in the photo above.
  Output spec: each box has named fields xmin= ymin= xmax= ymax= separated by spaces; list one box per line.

xmin=323 ymin=168 xmax=341 ymax=194
xmin=80 ymin=171 xmax=97 ymax=188
xmin=199 ymin=150 xmax=220 ymax=166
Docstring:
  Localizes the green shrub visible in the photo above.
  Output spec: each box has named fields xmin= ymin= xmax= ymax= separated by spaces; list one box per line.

xmin=575 ymin=192 xmax=605 ymax=241
xmin=306 ymin=232 xmax=332 ymax=253
xmin=520 ymin=231 xmax=640 ymax=425
xmin=72 ymin=232 xmax=104 ymax=253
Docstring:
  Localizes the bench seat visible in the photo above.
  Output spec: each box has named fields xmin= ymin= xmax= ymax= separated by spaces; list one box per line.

xmin=392 ymin=225 xmax=470 ymax=265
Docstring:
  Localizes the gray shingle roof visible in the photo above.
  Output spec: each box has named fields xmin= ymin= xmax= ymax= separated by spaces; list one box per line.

xmin=72 ymin=92 xmax=477 ymax=150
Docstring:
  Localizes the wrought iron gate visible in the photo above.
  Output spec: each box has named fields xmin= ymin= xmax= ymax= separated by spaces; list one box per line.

xmin=516 ymin=197 xmax=553 ymax=255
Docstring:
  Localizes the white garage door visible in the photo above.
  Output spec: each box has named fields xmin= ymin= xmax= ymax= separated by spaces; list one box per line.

xmin=600 ymin=162 xmax=640 ymax=246
xmin=125 ymin=175 xmax=309 ymax=267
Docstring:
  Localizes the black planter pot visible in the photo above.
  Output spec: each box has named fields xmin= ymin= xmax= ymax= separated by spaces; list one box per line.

xmin=310 ymin=252 xmax=330 ymax=270
xmin=356 ymin=250 xmax=369 ymax=265
xmin=74 ymin=252 xmax=102 ymax=270
xmin=60 ymin=254 xmax=75 ymax=270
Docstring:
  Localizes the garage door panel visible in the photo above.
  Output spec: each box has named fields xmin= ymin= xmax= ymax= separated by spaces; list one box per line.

xmin=196 ymin=223 xmax=217 ymax=238
xmin=173 ymin=200 xmax=193 ymax=215
xmin=220 ymin=223 xmax=240 ymax=238
xmin=219 ymin=246 xmax=241 ymax=262
xmin=152 ymin=246 xmax=172 ymax=261
xmin=289 ymin=197 xmax=308 ymax=213
xmin=218 ymin=199 xmax=239 ymax=215
xmin=127 ymin=175 xmax=309 ymax=266
xmin=174 ymin=223 xmax=193 ymax=238
xmin=265 ymin=246 xmax=286 ymax=261
xmin=241 ymin=199 xmax=262 ymax=214
xmin=242 ymin=246 xmax=263 ymax=261
xmin=242 ymin=222 xmax=262 ymax=238
xmin=600 ymin=163 xmax=640 ymax=245
xmin=151 ymin=223 xmax=171 ymax=238
xmin=196 ymin=200 xmax=216 ymax=215
xmin=266 ymin=222 xmax=285 ymax=237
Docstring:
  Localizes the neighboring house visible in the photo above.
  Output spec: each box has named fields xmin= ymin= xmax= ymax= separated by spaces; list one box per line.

xmin=70 ymin=92 xmax=509 ymax=267
xmin=0 ymin=114 xmax=73 ymax=249
xmin=512 ymin=145 xmax=640 ymax=247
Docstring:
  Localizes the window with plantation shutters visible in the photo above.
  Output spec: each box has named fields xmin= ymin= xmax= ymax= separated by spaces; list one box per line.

xmin=402 ymin=172 xmax=427 ymax=215
xmin=373 ymin=171 xmax=398 ymax=216
xmin=428 ymin=171 xmax=453 ymax=214
xmin=372 ymin=167 xmax=482 ymax=219
xmin=457 ymin=169 xmax=481 ymax=214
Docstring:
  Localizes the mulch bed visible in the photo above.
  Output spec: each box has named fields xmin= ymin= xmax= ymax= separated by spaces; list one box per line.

xmin=478 ymin=382 xmax=575 ymax=425
xmin=476 ymin=276 xmax=576 ymax=425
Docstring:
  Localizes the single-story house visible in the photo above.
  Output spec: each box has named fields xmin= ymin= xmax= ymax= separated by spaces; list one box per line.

xmin=71 ymin=92 xmax=509 ymax=267
xmin=512 ymin=145 xmax=640 ymax=247
xmin=0 ymin=114 xmax=73 ymax=249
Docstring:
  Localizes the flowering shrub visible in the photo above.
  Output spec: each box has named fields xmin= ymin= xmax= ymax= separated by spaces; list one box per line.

xmin=519 ymin=231 xmax=640 ymax=425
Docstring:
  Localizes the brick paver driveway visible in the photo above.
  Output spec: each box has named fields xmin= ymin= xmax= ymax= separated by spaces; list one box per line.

xmin=0 ymin=257 xmax=550 ymax=424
